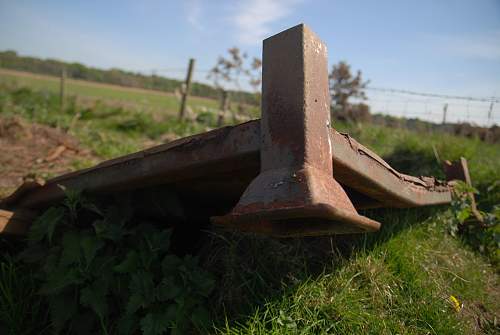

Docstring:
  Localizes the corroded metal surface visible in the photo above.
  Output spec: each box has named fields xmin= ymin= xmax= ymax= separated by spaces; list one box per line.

xmin=0 ymin=24 xmax=455 ymax=236
xmin=2 ymin=121 xmax=261 ymax=210
xmin=0 ymin=209 xmax=36 ymax=234
xmin=212 ymin=24 xmax=380 ymax=236
xmin=331 ymin=130 xmax=451 ymax=208
xmin=1 ymin=120 xmax=452 ymax=212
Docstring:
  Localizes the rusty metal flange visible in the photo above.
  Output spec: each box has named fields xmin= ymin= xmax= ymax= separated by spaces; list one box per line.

xmin=212 ymin=24 xmax=380 ymax=236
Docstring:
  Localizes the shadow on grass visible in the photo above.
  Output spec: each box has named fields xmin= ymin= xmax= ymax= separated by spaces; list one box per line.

xmin=200 ymin=205 xmax=444 ymax=331
xmin=201 ymin=144 xmax=450 ymax=329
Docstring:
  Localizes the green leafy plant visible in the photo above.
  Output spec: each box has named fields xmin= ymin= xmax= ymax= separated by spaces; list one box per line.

xmin=445 ymin=181 xmax=500 ymax=265
xmin=21 ymin=190 xmax=215 ymax=335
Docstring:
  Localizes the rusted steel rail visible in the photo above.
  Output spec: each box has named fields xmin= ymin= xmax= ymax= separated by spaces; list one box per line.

xmin=1 ymin=24 xmax=456 ymax=236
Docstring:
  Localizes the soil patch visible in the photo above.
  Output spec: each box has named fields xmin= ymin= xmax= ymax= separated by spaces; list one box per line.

xmin=0 ymin=116 xmax=95 ymax=197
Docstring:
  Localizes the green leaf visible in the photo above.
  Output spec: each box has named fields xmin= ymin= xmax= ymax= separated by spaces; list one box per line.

xmin=80 ymin=281 xmax=108 ymax=318
xmin=27 ymin=206 xmax=65 ymax=243
xmin=93 ymin=219 xmax=125 ymax=242
xmin=41 ymin=266 xmax=82 ymax=295
xmin=190 ymin=306 xmax=210 ymax=330
xmin=42 ymin=247 xmax=60 ymax=274
xmin=46 ymin=208 xmax=65 ymax=244
xmin=60 ymin=231 xmax=81 ymax=266
xmin=457 ymin=208 xmax=471 ymax=223
xmin=62 ymin=187 xmax=83 ymax=219
xmin=138 ymin=240 xmax=157 ymax=270
xmin=156 ymin=276 xmax=182 ymax=301
xmin=118 ymin=313 xmax=139 ymax=335
xmin=130 ymin=271 xmax=155 ymax=298
xmin=140 ymin=307 xmax=176 ymax=335
xmin=80 ymin=234 xmax=104 ymax=266
xmin=144 ymin=229 xmax=171 ymax=253
xmin=126 ymin=293 xmax=144 ymax=315
xmin=161 ymin=255 xmax=181 ymax=275
xmin=190 ymin=271 xmax=215 ymax=297
xmin=178 ymin=256 xmax=214 ymax=297
xmin=126 ymin=271 xmax=155 ymax=313
xmin=48 ymin=292 xmax=78 ymax=334
xmin=114 ymin=250 xmax=139 ymax=274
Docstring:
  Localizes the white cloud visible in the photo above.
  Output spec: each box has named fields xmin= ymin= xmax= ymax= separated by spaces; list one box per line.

xmin=232 ymin=0 xmax=302 ymax=45
xmin=434 ymin=30 xmax=500 ymax=61
xmin=185 ymin=0 xmax=204 ymax=30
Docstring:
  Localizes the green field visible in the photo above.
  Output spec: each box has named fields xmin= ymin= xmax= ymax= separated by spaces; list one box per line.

xmin=0 ymin=68 xmax=227 ymax=115
xmin=0 ymin=75 xmax=499 ymax=334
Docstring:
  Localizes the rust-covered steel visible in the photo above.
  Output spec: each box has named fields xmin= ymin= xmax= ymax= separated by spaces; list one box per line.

xmin=212 ymin=24 xmax=380 ymax=235
xmin=1 ymin=24 xmax=456 ymax=236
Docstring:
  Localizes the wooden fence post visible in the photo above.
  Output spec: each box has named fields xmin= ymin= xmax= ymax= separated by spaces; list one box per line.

xmin=60 ymin=67 xmax=66 ymax=111
xmin=217 ymin=90 xmax=229 ymax=127
xmin=179 ymin=58 xmax=195 ymax=120
xmin=442 ymin=103 xmax=448 ymax=124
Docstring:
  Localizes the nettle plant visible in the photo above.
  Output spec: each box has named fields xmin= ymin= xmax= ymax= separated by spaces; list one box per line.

xmin=445 ymin=181 xmax=500 ymax=262
xmin=21 ymin=190 xmax=214 ymax=335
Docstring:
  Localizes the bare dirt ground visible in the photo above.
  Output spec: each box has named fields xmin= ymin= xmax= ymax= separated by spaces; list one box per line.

xmin=0 ymin=116 xmax=94 ymax=198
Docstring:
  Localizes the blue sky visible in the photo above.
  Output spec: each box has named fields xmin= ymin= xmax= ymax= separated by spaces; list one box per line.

xmin=1 ymin=0 xmax=499 ymax=124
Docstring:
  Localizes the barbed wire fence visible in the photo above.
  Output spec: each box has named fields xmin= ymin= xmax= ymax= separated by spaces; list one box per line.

xmin=138 ymin=66 xmax=499 ymax=128
xmin=359 ymin=87 xmax=499 ymax=127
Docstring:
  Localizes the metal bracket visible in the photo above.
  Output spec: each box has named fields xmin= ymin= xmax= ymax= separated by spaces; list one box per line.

xmin=1 ymin=24 xmax=455 ymax=237
xmin=212 ymin=24 xmax=380 ymax=236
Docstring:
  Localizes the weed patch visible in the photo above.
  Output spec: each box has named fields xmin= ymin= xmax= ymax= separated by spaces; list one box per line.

xmin=15 ymin=191 xmax=214 ymax=334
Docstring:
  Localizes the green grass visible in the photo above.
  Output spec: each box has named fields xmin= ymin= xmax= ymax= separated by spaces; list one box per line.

xmin=0 ymin=84 xmax=219 ymax=162
xmin=0 ymin=81 xmax=499 ymax=334
xmin=0 ymin=68 xmax=259 ymax=118
xmin=207 ymin=211 xmax=498 ymax=334
xmin=334 ymin=122 xmax=500 ymax=188
xmin=0 ymin=240 xmax=50 ymax=335
xmin=201 ymin=122 xmax=499 ymax=334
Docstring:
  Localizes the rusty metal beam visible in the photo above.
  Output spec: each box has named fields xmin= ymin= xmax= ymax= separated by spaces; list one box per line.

xmin=1 ymin=120 xmax=450 ymax=211
xmin=212 ymin=24 xmax=380 ymax=236
xmin=2 ymin=122 xmax=261 ymax=210
xmin=0 ymin=209 xmax=35 ymax=235
xmin=330 ymin=130 xmax=451 ymax=208
xmin=0 ymin=24 xmax=454 ymax=237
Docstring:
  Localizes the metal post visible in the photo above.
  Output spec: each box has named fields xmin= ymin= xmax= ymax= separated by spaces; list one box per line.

xmin=213 ymin=24 xmax=379 ymax=236
xmin=179 ymin=58 xmax=195 ymax=120
xmin=60 ymin=68 xmax=66 ymax=111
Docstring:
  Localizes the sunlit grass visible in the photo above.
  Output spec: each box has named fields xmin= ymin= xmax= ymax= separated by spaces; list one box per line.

xmin=0 ymin=82 xmax=498 ymax=334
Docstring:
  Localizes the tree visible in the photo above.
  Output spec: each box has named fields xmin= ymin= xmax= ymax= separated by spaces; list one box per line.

xmin=207 ymin=47 xmax=261 ymax=92
xmin=207 ymin=47 xmax=262 ymax=124
xmin=329 ymin=61 xmax=369 ymax=116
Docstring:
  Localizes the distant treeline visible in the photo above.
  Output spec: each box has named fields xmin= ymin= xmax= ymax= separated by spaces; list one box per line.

xmin=0 ymin=50 xmax=259 ymax=105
